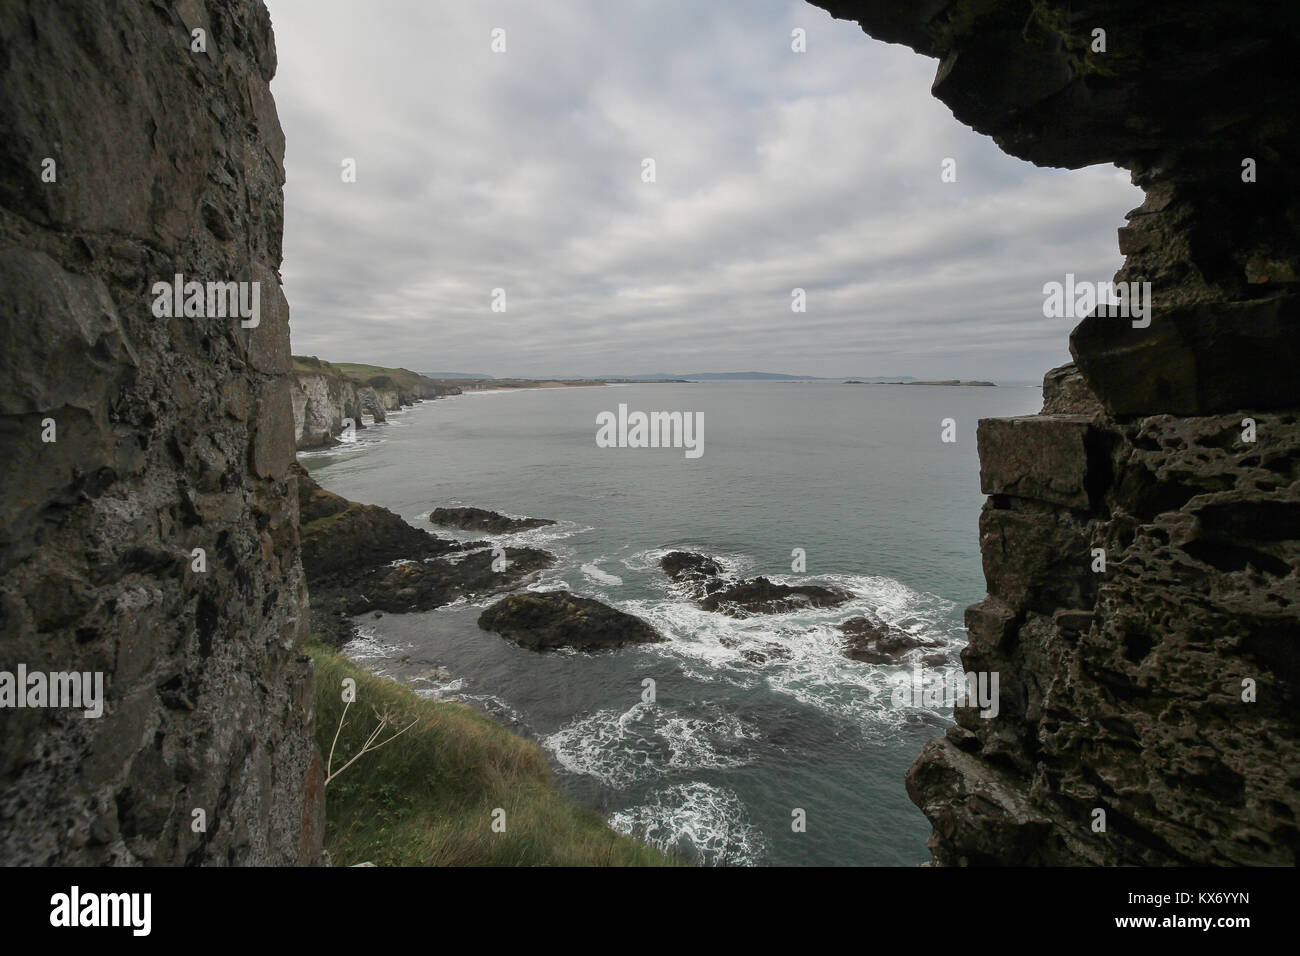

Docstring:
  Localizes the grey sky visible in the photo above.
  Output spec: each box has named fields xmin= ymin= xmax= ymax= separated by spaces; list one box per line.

xmin=265 ymin=0 xmax=1142 ymax=381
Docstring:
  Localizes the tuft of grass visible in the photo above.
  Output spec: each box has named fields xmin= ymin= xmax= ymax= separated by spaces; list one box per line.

xmin=307 ymin=640 xmax=673 ymax=866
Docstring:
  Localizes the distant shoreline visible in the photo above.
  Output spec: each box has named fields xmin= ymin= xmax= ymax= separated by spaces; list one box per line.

xmin=448 ymin=378 xmax=687 ymax=391
xmin=842 ymin=379 xmax=998 ymax=387
xmin=446 ymin=377 xmax=1004 ymax=391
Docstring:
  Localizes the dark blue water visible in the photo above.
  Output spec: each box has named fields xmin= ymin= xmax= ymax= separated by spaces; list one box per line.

xmin=301 ymin=381 xmax=1041 ymax=865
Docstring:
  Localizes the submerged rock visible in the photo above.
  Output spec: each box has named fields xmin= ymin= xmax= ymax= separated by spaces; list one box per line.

xmin=661 ymin=550 xmax=723 ymax=579
xmin=838 ymin=616 xmax=936 ymax=664
xmin=478 ymin=591 xmax=664 ymax=651
xmin=431 ymin=506 xmax=556 ymax=534
xmin=717 ymin=633 xmax=794 ymax=665
xmin=700 ymin=576 xmax=853 ymax=617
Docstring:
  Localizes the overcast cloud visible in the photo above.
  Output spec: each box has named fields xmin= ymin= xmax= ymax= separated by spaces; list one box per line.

xmin=264 ymin=0 xmax=1142 ymax=381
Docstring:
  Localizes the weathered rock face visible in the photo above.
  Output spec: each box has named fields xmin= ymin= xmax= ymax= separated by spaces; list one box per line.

xmin=289 ymin=358 xmax=460 ymax=448
xmin=813 ymin=1 xmax=1300 ymax=864
xmin=919 ymin=406 xmax=1300 ymax=865
xmin=358 ymin=388 xmax=388 ymax=421
xmin=0 ymin=2 xmax=323 ymax=864
xmin=360 ymin=372 xmax=456 ymax=405
xmin=293 ymin=372 xmax=362 ymax=450
xmin=297 ymin=466 xmax=460 ymax=584
xmin=291 ymin=356 xmax=378 ymax=450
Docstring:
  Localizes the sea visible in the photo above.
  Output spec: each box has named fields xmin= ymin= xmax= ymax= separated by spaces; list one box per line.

xmin=299 ymin=380 xmax=1043 ymax=866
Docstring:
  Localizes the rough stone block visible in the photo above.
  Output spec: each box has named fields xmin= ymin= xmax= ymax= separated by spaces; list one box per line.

xmin=978 ymin=414 xmax=1093 ymax=509
xmin=1071 ymin=296 xmax=1300 ymax=417
xmin=979 ymin=501 xmax=1096 ymax=614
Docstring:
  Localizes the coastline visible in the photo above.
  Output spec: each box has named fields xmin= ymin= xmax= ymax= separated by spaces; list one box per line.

xmin=294 ymin=384 xmax=982 ymax=865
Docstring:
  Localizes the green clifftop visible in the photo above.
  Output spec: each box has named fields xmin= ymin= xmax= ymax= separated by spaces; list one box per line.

xmin=308 ymin=642 xmax=670 ymax=866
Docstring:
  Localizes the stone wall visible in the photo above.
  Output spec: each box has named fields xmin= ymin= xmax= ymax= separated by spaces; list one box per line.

xmin=0 ymin=1 xmax=323 ymax=864
xmin=813 ymin=0 xmax=1300 ymax=864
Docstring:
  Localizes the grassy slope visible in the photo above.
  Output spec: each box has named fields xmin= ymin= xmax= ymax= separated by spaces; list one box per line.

xmin=308 ymin=640 xmax=671 ymax=866
xmin=290 ymin=356 xmax=440 ymax=392
xmin=329 ymin=362 xmax=436 ymax=392
xmin=291 ymin=355 xmax=346 ymax=377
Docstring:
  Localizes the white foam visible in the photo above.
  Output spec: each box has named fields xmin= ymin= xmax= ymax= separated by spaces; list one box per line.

xmin=341 ymin=626 xmax=409 ymax=665
xmin=423 ymin=519 xmax=593 ymax=558
xmin=622 ymin=545 xmax=754 ymax=580
xmin=295 ymin=429 xmax=386 ymax=459
xmin=609 ymin=781 xmax=767 ymax=866
xmin=412 ymin=677 xmax=465 ymax=696
xmin=581 ymin=563 xmax=624 ymax=586
xmin=339 ymin=626 xmax=422 ymax=683
xmin=541 ymin=700 xmax=760 ymax=789
xmin=525 ymin=578 xmax=571 ymax=593
xmin=614 ymin=571 xmax=966 ymax=737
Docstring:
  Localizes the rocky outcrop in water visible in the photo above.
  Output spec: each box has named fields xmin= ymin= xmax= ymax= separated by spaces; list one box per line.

xmin=660 ymin=551 xmax=853 ymax=614
xmin=660 ymin=551 xmax=727 ymax=597
xmin=297 ymin=465 xmax=461 ymax=582
xmin=0 ymin=1 xmax=322 ymax=864
xmin=430 ymin=507 xmax=556 ymax=534
xmin=296 ymin=468 xmax=553 ymax=643
xmin=815 ymin=0 xmax=1300 ymax=866
xmin=701 ymin=577 xmax=854 ymax=616
xmin=838 ymin=616 xmax=941 ymax=665
xmin=478 ymin=591 xmax=664 ymax=651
